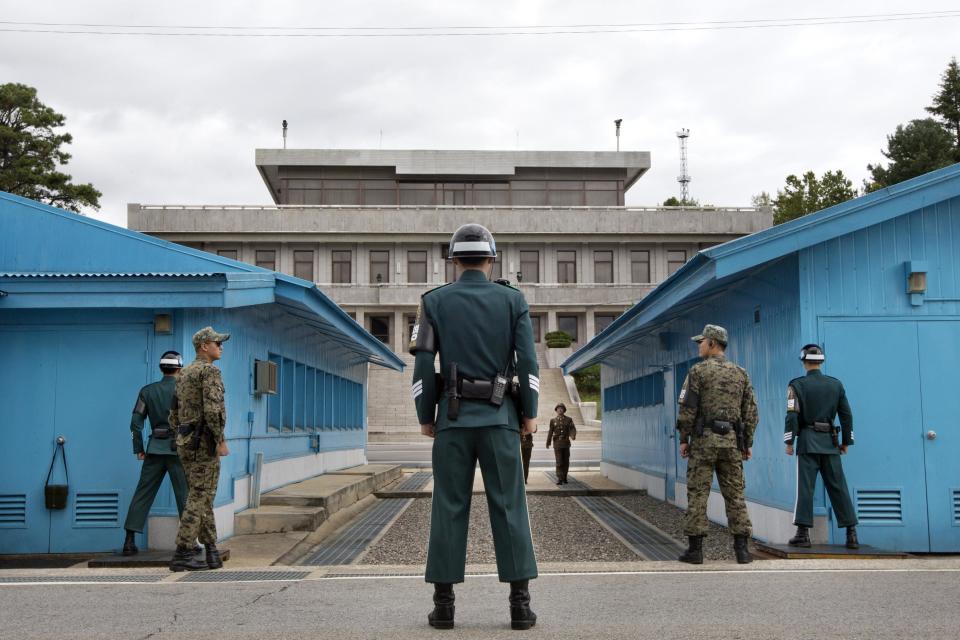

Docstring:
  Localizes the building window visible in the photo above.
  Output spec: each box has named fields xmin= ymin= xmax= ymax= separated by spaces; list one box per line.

xmin=491 ymin=257 xmax=502 ymax=281
xmin=405 ymin=314 xmax=417 ymax=345
xmin=332 ymin=250 xmax=352 ymax=284
xmin=667 ymin=250 xmax=688 ymax=276
xmin=631 ymin=250 xmax=651 ymax=283
xmin=369 ymin=250 xmax=390 ymax=284
xmin=530 ymin=315 xmax=542 ymax=343
xmin=557 ymin=250 xmax=577 ymax=284
xmin=369 ymin=316 xmax=390 ymax=344
xmin=217 ymin=249 xmax=238 ymax=260
xmin=558 ymin=315 xmax=579 ymax=342
xmin=594 ymin=250 xmax=613 ymax=284
xmin=407 ymin=250 xmax=428 ymax=283
xmin=255 ymin=249 xmax=276 ymax=271
xmin=595 ymin=314 xmax=618 ymax=335
xmin=519 ymin=250 xmax=540 ymax=283
xmin=293 ymin=250 xmax=315 ymax=282
xmin=442 ymin=246 xmax=456 ymax=283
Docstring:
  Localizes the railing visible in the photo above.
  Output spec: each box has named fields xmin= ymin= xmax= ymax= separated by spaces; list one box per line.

xmin=137 ymin=204 xmax=769 ymax=214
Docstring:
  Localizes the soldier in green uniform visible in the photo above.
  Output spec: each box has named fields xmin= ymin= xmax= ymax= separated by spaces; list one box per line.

xmin=121 ymin=351 xmax=189 ymax=555
xmin=546 ymin=403 xmax=576 ymax=484
xmin=784 ymin=344 xmax=859 ymax=549
xmin=411 ymin=224 xmax=539 ymax=631
xmin=168 ymin=327 xmax=231 ymax=572
xmin=676 ymin=324 xmax=759 ymax=565
xmin=520 ymin=431 xmax=534 ymax=484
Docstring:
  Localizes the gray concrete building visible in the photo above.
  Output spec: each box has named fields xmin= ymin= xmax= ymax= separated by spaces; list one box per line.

xmin=128 ymin=149 xmax=771 ymax=355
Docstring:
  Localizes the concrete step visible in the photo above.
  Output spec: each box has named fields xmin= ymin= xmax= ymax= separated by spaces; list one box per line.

xmin=235 ymin=464 xmax=402 ymax=535
xmin=234 ymin=505 xmax=327 ymax=535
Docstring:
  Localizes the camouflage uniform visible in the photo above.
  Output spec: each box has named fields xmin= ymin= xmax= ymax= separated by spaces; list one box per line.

xmin=546 ymin=413 xmax=576 ymax=483
xmin=170 ymin=329 xmax=229 ymax=548
xmin=677 ymin=329 xmax=759 ymax=537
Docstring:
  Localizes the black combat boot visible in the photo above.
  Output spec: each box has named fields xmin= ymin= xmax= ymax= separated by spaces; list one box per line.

xmin=788 ymin=525 xmax=812 ymax=547
xmin=169 ymin=545 xmax=208 ymax=572
xmin=733 ymin=535 xmax=753 ymax=564
xmin=122 ymin=530 xmax=138 ymax=556
xmin=678 ymin=535 xmax=704 ymax=564
xmin=846 ymin=526 xmax=860 ymax=550
xmin=428 ymin=583 xmax=455 ymax=630
xmin=205 ymin=543 xmax=223 ymax=569
xmin=509 ymin=580 xmax=537 ymax=630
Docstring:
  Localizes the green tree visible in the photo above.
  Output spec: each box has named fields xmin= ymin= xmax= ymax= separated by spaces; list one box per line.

xmin=751 ymin=191 xmax=772 ymax=208
xmin=772 ymin=170 xmax=856 ymax=225
xmin=0 ymin=83 xmax=101 ymax=212
xmin=926 ymin=56 xmax=960 ymax=158
xmin=662 ymin=196 xmax=700 ymax=207
xmin=864 ymin=118 xmax=955 ymax=192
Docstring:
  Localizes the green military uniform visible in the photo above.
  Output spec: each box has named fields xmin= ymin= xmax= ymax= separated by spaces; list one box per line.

xmin=677 ymin=327 xmax=759 ymax=541
xmin=170 ymin=337 xmax=228 ymax=550
xmin=123 ymin=375 xmax=188 ymax=533
xmin=785 ymin=369 xmax=857 ymax=528
xmin=546 ymin=413 xmax=576 ymax=484
xmin=412 ymin=269 xmax=539 ymax=585
xmin=520 ymin=432 xmax=534 ymax=484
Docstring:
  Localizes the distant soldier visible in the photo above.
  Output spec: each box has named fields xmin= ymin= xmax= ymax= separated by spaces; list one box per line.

xmin=168 ymin=327 xmax=231 ymax=572
xmin=676 ymin=324 xmax=758 ymax=565
xmin=546 ymin=403 xmax=577 ymax=484
xmin=121 ymin=351 xmax=189 ymax=556
xmin=411 ymin=224 xmax=539 ymax=630
xmin=784 ymin=344 xmax=859 ymax=549
xmin=520 ymin=431 xmax=534 ymax=484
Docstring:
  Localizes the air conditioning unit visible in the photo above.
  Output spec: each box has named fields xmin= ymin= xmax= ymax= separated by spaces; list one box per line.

xmin=254 ymin=360 xmax=278 ymax=395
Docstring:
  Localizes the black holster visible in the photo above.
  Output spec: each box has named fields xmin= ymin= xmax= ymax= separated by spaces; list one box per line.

xmin=446 ymin=363 xmax=460 ymax=421
xmin=734 ymin=422 xmax=747 ymax=453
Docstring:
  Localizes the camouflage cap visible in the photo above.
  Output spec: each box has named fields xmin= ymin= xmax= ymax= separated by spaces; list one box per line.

xmin=192 ymin=326 xmax=231 ymax=349
xmin=691 ymin=324 xmax=728 ymax=345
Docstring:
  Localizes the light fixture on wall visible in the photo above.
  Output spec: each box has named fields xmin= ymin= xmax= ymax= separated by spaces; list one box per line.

xmin=904 ymin=261 xmax=928 ymax=306
xmin=154 ymin=313 xmax=172 ymax=334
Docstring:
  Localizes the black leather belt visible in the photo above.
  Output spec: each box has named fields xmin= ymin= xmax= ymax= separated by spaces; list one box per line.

xmin=806 ymin=421 xmax=835 ymax=433
xmin=151 ymin=427 xmax=172 ymax=440
xmin=709 ymin=420 xmax=733 ymax=435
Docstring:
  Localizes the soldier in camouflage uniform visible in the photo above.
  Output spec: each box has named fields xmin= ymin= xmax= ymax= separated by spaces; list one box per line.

xmin=676 ymin=324 xmax=759 ymax=565
xmin=546 ymin=403 xmax=577 ymax=484
xmin=168 ymin=327 xmax=231 ymax=572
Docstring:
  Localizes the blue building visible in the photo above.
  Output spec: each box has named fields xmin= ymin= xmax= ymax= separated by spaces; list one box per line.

xmin=0 ymin=192 xmax=403 ymax=554
xmin=563 ymin=164 xmax=960 ymax=552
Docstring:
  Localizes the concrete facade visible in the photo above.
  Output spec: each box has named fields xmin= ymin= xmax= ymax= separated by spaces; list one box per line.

xmin=128 ymin=149 xmax=772 ymax=354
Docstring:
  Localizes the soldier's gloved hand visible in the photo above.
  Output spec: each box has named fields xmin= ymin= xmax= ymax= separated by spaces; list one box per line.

xmin=679 ymin=443 xmax=690 ymax=459
xmin=420 ymin=423 xmax=436 ymax=439
xmin=785 ymin=444 xmax=794 ymax=456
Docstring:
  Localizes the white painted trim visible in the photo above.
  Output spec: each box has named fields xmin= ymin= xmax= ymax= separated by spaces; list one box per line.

xmin=147 ymin=447 xmax=366 ymax=550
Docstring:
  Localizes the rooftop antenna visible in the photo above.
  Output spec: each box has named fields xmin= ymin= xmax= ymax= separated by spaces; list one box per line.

xmin=282 ymin=120 xmax=288 ymax=149
xmin=676 ymin=128 xmax=691 ymax=203
xmin=614 ymin=119 xmax=623 ymax=151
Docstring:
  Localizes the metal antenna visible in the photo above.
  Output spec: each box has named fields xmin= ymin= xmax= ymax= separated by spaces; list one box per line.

xmin=614 ymin=119 xmax=622 ymax=151
xmin=676 ymin=128 xmax=691 ymax=203
xmin=282 ymin=120 xmax=288 ymax=149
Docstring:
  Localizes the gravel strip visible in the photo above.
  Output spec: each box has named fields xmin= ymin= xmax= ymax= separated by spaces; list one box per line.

xmin=609 ymin=493 xmax=738 ymax=561
xmin=361 ymin=495 xmax=641 ymax=565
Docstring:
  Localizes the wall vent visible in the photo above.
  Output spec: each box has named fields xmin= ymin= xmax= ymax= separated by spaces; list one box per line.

xmin=953 ymin=489 xmax=960 ymax=525
xmin=74 ymin=493 xmax=119 ymax=527
xmin=255 ymin=359 xmax=279 ymax=395
xmin=855 ymin=489 xmax=902 ymax=524
xmin=0 ymin=494 xmax=27 ymax=528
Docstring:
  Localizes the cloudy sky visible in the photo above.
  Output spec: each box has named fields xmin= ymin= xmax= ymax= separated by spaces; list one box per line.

xmin=2 ymin=1 xmax=958 ymax=226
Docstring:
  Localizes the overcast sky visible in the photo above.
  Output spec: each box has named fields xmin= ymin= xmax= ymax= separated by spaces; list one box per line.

xmin=2 ymin=1 xmax=958 ymax=226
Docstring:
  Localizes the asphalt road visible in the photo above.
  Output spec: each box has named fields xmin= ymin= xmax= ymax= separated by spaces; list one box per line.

xmin=2 ymin=566 xmax=957 ymax=639
xmin=367 ymin=442 xmax=601 ymax=467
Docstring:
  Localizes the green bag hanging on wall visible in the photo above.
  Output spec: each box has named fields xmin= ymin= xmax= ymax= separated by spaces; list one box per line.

xmin=44 ymin=438 xmax=69 ymax=510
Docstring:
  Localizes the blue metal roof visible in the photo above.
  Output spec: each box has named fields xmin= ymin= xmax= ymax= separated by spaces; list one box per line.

xmin=563 ymin=162 xmax=960 ymax=373
xmin=0 ymin=191 xmax=404 ymax=371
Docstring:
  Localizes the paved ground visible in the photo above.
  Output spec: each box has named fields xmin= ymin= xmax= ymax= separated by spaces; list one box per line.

xmin=367 ymin=442 xmax=601 ymax=467
xmin=1 ymin=560 xmax=958 ymax=639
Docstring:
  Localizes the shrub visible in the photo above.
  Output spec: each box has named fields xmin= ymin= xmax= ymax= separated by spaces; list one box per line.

xmin=544 ymin=330 xmax=572 ymax=348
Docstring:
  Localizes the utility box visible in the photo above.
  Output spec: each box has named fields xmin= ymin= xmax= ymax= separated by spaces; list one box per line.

xmin=254 ymin=359 xmax=278 ymax=395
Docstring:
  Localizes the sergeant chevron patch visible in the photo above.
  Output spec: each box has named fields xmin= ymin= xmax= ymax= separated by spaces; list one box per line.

xmin=411 ymin=380 xmax=423 ymax=400
xmin=529 ymin=374 xmax=540 ymax=393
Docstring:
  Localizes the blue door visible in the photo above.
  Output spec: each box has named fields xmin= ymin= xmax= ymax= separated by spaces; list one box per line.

xmin=663 ymin=368 xmax=677 ymax=502
xmin=823 ymin=319 xmax=960 ymax=552
xmin=0 ymin=325 xmax=149 ymax=554
xmin=916 ymin=321 xmax=960 ymax=552
xmin=822 ymin=321 xmax=930 ymax=551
